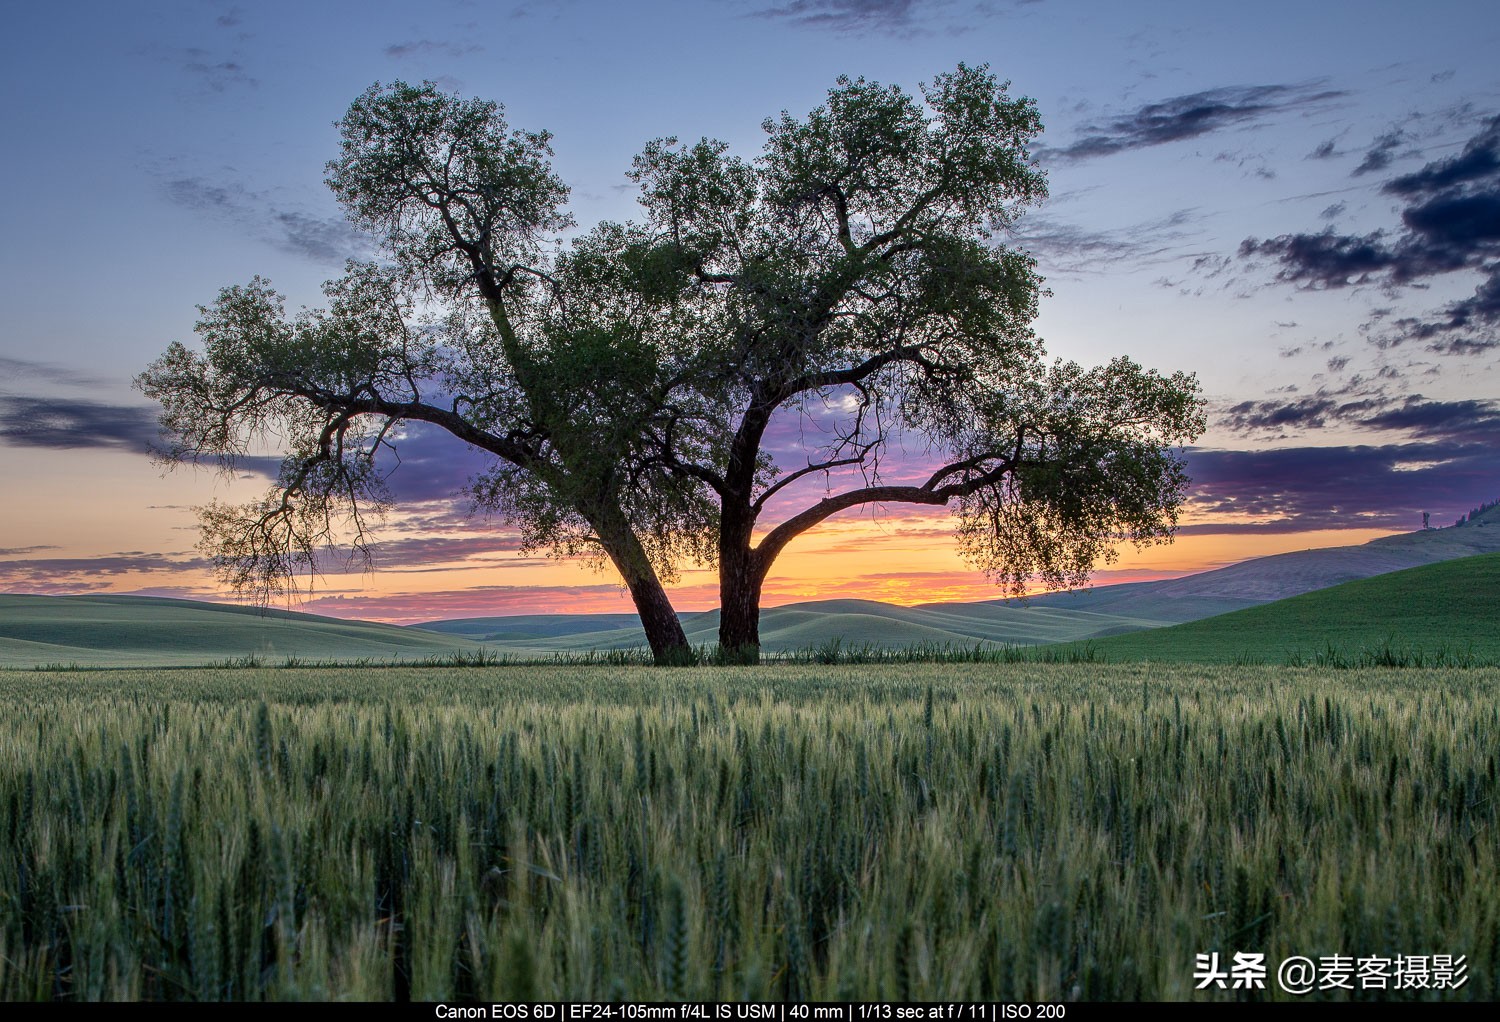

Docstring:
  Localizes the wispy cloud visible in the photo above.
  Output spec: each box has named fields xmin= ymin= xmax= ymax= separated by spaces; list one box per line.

xmin=0 ymin=552 xmax=211 ymax=595
xmin=181 ymin=50 xmax=256 ymax=92
xmin=1043 ymin=83 xmax=1346 ymax=162
xmin=0 ymin=397 xmax=162 ymax=455
xmin=1351 ymin=128 xmax=1407 ymax=176
xmin=0 ymin=395 xmax=285 ymax=478
xmin=1308 ymin=138 xmax=1339 ymax=160
xmin=1012 ymin=208 xmax=1203 ymax=275
xmin=749 ymin=0 xmax=925 ymax=34
xmin=385 ymin=39 xmax=483 ymax=59
xmin=1220 ymin=384 xmax=1500 ymax=446
xmin=164 ymin=177 xmax=375 ymax=264
xmin=0 ymin=357 xmax=106 ymax=389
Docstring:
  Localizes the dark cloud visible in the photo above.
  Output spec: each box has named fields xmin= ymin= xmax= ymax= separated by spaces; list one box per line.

xmin=1238 ymin=115 xmax=1500 ymax=353
xmin=750 ymin=0 xmax=922 ymax=33
xmin=0 ymin=396 xmax=288 ymax=479
xmin=1376 ymin=274 xmax=1500 ymax=352
xmin=165 ymin=177 xmax=374 ymax=265
xmin=1220 ymin=388 xmax=1500 ymax=447
xmin=0 ymin=398 xmax=162 ymax=455
xmin=1401 ymin=192 xmax=1500 ymax=252
xmin=0 ymin=553 xmax=211 ymax=590
xmin=1045 ymin=83 xmax=1345 ymax=162
xmin=1221 ymin=396 xmax=1352 ymax=432
xmin=1383 ymin=117 xmax=1500 ymax=197
xmin=1319 ymin=201 xmax=1346 ymax=220
xmin=0 ymin=389 xmax=500 ymax=512
xmin=1183 ymin=441 xmax=1500 ymax=534
xmin=208 ymin=419 xmax=488 ymax=500
xmin=1308 ymin=139 xmax=1338 ymax=160
xmin=1361 ymin=397 xmax=1500 ymax=439
xmin=238 ymin=528 xmax=542 ymax=577
xmin=364 ymin=534 xmax=536 ymax=571
xmin=1237 ymin=230 xmax=1395 ymax=288
xmin=1426 ymin=336 xmax=1499 ymax=356
xmin=135 ymin=31 xmax=256 ymax=95
xmin=385 ymin=39 xmax=483 ymax=59
xmin=1352 ymin=129 xmax=1405 ymax=176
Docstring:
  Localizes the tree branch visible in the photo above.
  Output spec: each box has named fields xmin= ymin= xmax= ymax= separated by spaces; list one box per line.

xmin=753 ymin=446 xmax=875 ymax=513
xmin=752 ymin=452 xmax=1016 ymax=573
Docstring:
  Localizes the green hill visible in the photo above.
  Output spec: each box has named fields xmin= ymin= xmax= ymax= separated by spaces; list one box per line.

xmin=1082 ymin=552 xmax=1500 ymax=664
xmin=8 ymin=504 xmax=1497 ymax=667
xmin=425 ymin=597 xmax=1168 ymax=655
xmin=419 ymin=506 xmax=1500 ymax=655
xmin=0 ymin=594 xmax=490 ymax=668
xmin=417 ymin=612 xmax=644 ymax=642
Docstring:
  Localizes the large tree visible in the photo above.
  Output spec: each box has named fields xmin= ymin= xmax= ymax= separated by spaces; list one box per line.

xmin=139 ymin=67 xmax=1204 ymax=665
xmin=601 ymin=65 xmax=1207 ymax=660
xmin=138 ymin=83 xmax=713 ymax=664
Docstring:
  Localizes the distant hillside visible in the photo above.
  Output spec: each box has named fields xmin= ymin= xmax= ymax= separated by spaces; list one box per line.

xmin=418 ymin=597 xmax=1170 ymax=655
xmin=1020 ymin=499 xmax=1500 ymax=613
xmin=417 ymin=612 xmax=645 ymax=642
xmin=1082 ymin=552 xmax=1500 ymax=664
xmin=6 ymin=502 xmax=1496 ymax=667
xmin=421 ymin=506 xmax=1500 ymax=654
xmin=0 ymin=594 xmax=489 ymax=669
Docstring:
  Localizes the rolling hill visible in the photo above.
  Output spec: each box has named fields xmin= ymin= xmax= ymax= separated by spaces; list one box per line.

xmin=1081 ymin=552 xmax=1500 ymax=664
xmin=421 ymin=503 xmax=1500 ymax=655
xmin=0 ymin=593 xmax=490 ymax=668
xmin=3 ymin=501 xmax=1496 ymax=668
xmin=419 ymin=597 xmax=1172 ymax=655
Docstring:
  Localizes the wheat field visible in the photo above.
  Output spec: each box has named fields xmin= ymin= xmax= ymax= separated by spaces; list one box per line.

xmin=1 ymin=663 xmax=1495 ymax=1001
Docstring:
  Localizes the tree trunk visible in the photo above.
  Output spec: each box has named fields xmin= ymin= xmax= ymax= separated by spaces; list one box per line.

xmin=717 ymin=514 xmax=764 ymax=665
xmin=593 ymin=509 xmax=693 ymax=666
xmin=623 ymin=569 xmax=694 ymax=666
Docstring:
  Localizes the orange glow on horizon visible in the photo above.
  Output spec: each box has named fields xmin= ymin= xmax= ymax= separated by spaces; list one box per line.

xmin=291 ymin=519 xmax=1408 ymax=624
xmin=3 ymin=474 xmax=1411 ymax=625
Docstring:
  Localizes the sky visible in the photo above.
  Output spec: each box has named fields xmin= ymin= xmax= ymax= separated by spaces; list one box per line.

xmin=2 ymin=0 xmax=1498 ymax=624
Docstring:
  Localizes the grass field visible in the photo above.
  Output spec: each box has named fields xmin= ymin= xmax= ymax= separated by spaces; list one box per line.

xmin=1084 ymin=552 xmax=1500 ymax=666
xmin=2 ymin=662 xmax=1495 ymax=1001
xmin=0 ymin=593 xmax=491 ymax=669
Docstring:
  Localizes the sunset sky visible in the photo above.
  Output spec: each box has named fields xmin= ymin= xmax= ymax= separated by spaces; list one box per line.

xmin=2 ymin=1 xmax=1498 ymax=624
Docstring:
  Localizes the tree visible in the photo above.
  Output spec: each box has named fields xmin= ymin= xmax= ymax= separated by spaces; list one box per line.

xmin=139 ymin=67 xmax=1205 ymax=666
xmin=139 ymin=83 xmax=713 ymax=664
xmin=601 ymin=64 xmax=1207 ymax=660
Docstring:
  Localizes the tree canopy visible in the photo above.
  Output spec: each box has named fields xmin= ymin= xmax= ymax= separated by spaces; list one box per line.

xmin=139 ymin=66 xmax=1205 ymax=664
